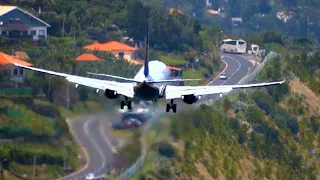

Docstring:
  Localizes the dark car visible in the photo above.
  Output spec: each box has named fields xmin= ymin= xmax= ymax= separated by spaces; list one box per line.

xmin=112 ymin=118 xmax=142 ymax=129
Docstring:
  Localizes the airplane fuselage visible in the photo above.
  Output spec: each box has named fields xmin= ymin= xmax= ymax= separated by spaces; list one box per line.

xmin=133 ymin=61 xmax=170 ymax=101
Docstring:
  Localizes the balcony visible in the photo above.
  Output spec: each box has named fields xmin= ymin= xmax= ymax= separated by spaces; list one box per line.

xmin=0 ymin=30 xmax=33 ymax=40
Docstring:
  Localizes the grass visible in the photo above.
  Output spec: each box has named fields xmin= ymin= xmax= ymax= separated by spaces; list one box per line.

xmin=159 ymin=54 xmax=187 ymax=65
xmin=183 ymin=68 xmax=207 ymax=85
xmin=130 ymin=118 xmax=170 ymax=180
xmin=130 ymin=131 xmax=157 ymax=180
xmin=0 ymin=97 xmax=106 ymax=179
xmin=112 ymin=129 xmax=135 ymax=140
xmin=8 ymin=162 xmax=63 ymax=180
xmin=33 ymin=99 xmax=104 ymax=119
xmin=58 ymin=101 xmax=104 ymax=119
xmin=289 ymin=78 xmax=320 ymax=112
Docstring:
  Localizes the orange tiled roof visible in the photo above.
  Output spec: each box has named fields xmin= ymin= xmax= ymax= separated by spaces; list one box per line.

xmin=170 ymin=8 xmax=183 ymax=15
xmin=75 ymin=53 xmax=103 ymax=62
xmin=13 ymin=51 xmax=30 ymax=60
xmin=0 ymin=52 xmax=32 ymax=66
xmin=207 ymin=9 xmax=219 ymax=15
xmin=167 ymin=65 xmax=182 ymax=71
xmin=83 ymin=41 xmax=137 ymax=52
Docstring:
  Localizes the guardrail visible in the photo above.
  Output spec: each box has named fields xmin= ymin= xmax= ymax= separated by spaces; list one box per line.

xmin=116 ymin=51 xmax=279 ymax=180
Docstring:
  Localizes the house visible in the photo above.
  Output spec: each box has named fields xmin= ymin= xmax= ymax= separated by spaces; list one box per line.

xmin=0 ymin=51 xmax=32 ymax=85
xmin=231 ymin=17 xmax=243 ymax=26
xmin=0 ymin=5 xmax=50 ymax=41
xmin=83 ymin=41 xmax=138 ymax=63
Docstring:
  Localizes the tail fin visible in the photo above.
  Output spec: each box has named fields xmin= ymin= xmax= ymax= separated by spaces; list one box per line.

xmin=144 ymin=20 xmax=149 ymax=78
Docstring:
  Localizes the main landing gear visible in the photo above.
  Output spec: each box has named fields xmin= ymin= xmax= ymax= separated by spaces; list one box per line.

xmin=120 ymin=97 xmax=132 ymax=110
xmin=166 ymin=99 xmax=177 ymax=113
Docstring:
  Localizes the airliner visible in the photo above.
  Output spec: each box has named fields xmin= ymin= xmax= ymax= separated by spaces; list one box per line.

xmin=14 ymin=24 xmax=285 ymax=113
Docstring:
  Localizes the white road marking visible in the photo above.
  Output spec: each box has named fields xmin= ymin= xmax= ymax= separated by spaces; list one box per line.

xmin=84 ymin=119 xmax=106 ymax=175
xmin=58 ymin=120 xmax=91 ymax=180
xmin=207 ymin=56 xmax=228 ymax=85
xmin=99 ymin=121 xmax=118 ymax=153
xmin=221 ymin=55 xmax=241 ymax=85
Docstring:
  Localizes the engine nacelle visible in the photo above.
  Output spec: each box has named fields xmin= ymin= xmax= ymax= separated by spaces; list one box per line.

xmin=181 ymin=95 xmax=201 ymax=104
xmin=104 ymin=89 xmax=119 ymax=99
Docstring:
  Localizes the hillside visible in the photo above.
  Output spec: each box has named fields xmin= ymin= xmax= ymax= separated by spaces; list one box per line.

xmin=142 ymin=0 xmax=320 ymax=43
xmin=0 ymin=95 xmax=106 ymax=179
xmin=134 ymin=36 xmax=320 ymax=179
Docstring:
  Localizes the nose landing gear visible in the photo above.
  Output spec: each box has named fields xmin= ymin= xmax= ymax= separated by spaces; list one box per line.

xmin=166 ymin=99 xmax=177 ymax=113
xmin=120 ymin=97 xmax=132 ymax=110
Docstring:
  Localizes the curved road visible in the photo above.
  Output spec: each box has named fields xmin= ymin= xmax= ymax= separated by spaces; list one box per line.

xmin=59 ymin=113 xmax=125 ymax=180
xmin=209 ymin=53 xmax=253 ymax=86
xmin=60 ymin=53 xmax=253 ymax=179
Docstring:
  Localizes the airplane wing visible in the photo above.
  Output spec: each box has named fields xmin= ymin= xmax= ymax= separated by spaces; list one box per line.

xmin=14 ymin=63 xmax=134 ymax=98
xmin=165 ymin=80 xmax=285 ymax=99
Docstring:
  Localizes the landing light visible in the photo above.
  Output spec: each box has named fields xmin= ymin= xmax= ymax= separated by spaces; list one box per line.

xmin=96 ymin=89 xmax=99 ymax=93
xmin=75 ymin=84 xmax=79 ymax=88
xmin=220 ymin=93 xmax=223 ymax=97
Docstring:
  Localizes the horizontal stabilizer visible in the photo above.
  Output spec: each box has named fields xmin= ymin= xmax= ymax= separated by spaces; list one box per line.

xmin=148 ymin=79 xmax=202 ymax=83
xmin=87 ymin=72 xmax=141 ymax=83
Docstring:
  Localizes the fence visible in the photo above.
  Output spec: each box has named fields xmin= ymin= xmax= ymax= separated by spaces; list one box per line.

xmin=116 ymin=51 xmax=279 ymax=180
xmin=116 ymin=109 xmax=163 ymax=180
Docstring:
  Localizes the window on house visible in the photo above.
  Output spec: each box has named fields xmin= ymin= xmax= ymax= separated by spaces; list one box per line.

xmin=31 ymin=30 xmax=36 ymax=35
xmin=13 ymin=68 xmax=18 ymax=76
xmin=1 ymin=31 xmax=7 ymax=35
xmin=15 ymin=18 xmax=20 ymax=22
xmin=39 ymin=30 xmax=45 ymax=36
xmin=118 ymin=52 xmax=124 ymax=58
xmin=22 ymin=31 xmax=28 ymax=35
xmin=19 ymin=68 xmax=24 ymax=75
xmin=9 ymin=18 xmax=13 ymax=22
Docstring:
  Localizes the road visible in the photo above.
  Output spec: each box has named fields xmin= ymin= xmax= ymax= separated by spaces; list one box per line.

xmin=60 ymin=52 xmax=253 ymax=179
xmin=209 ymin=53 xmax=253 ymax=86
xmin=175 ymin=52 xmax=253 ymax=108
xmin=59 ymin=113 xmax=126 ymax=180
xmin=195 ymin=53 xmax=253 ymax=103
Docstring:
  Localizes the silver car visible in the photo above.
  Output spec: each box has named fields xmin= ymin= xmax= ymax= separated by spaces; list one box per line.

xmin=219 ymin=72 xmax=227 ymax=80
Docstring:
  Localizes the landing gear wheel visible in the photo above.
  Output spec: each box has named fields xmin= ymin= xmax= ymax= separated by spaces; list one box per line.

xmin=166 ymin=104 xmax=170 ymax=112
xmin=120 ymin=98 xmax=132 ymax=110
xmin=127 ymin=101 xmax=132 ymax=110
xmin=166 ymin=99 xmax=177 ymax=113
xmin=120 ymin=100 xmax=125 ymax=109
xmin=172 ymin=104 xmax=177 ymax=113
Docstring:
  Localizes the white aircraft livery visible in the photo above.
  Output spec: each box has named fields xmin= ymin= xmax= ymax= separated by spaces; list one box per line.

xmin=14 ymin=23 xmax=285 ymax=113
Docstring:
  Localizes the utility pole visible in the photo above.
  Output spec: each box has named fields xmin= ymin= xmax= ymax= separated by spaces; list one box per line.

xmin=66 ymin=81 xmax=70 ymax=108
xmin=66 ymin=70 xmax=71 ymax=109
xmin=33 ymin=156 xmax=36 ymax=180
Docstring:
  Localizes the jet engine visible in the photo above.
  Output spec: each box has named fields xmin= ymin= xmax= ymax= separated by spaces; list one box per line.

xmin=104 ymin=89 xmax=119 ymax=99
xmin=182 ymin=95 xmax=201 ymax=104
